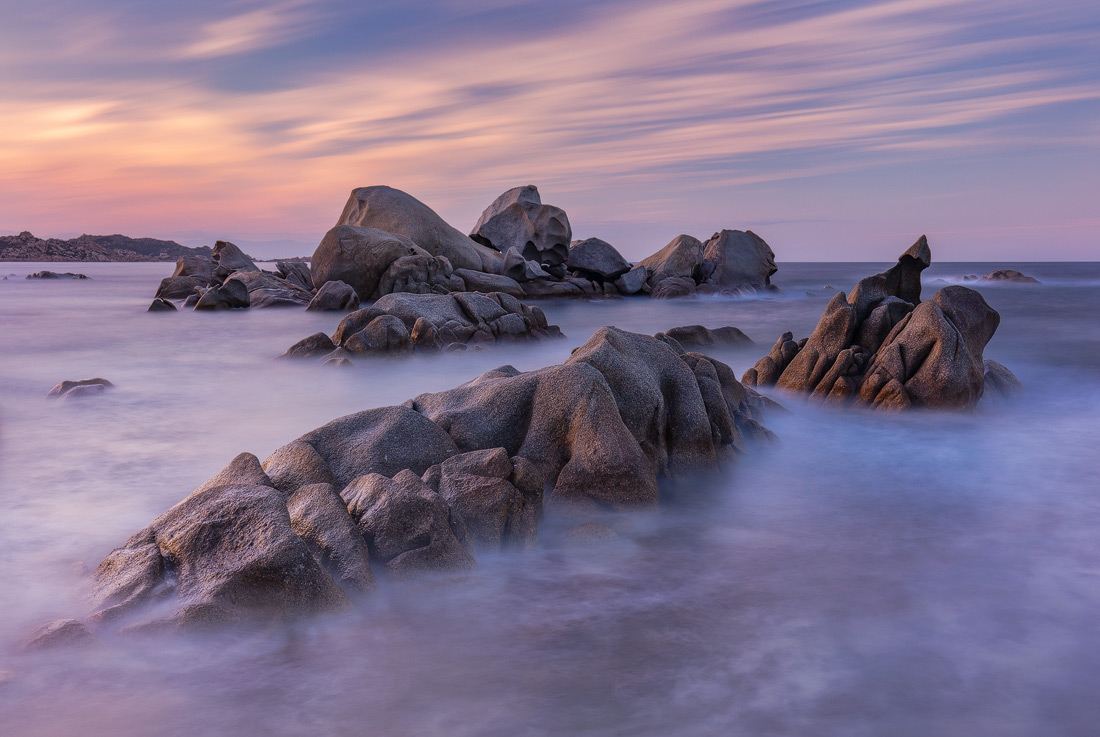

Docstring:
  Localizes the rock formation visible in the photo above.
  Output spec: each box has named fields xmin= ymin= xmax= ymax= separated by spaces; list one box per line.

xmin=566 ymin=238 xmax=631 ymax=281
xmin=73 ymin=328 xmax=775 ymax=633
xmin=46 ymin=378 xmax=114 ymax=400
xmin=284 ymin=291 xmax=563 ymax=361
xmin=742 ymin=236 xmax=1013 ymax=410
xmin=980 ymin=269 xmax=1041 ymax=284
xmin=1 ymin=231 xmax=209 ymax=262
xmin=470 ymin=185 xmax=572 ymax=267
xmin=638 ymin=231 xmax=777 ymax=298
xmin=655 ymin=325 xmax=753 ymax=349
xmin=26 ymin=271 xmax=89 ymax=279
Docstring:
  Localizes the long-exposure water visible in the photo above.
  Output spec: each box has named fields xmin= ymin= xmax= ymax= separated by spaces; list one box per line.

xmin=1 ymin=260 xmax=1098 ymax=736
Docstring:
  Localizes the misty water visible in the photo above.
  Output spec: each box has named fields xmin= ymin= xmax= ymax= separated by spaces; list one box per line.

xmin=2 ymin=260 xmax=1099 ymax=736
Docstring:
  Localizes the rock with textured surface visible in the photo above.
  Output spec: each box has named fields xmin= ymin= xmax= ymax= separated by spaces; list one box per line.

xmin=638 ymin=235 xmax=704 ymax=286
xmin=276 ymin=261 xmax=313 ymax=291
xmin=470 ymin=185 xmax=572 ymax=267
xmin=226 ymin=270 xmax=313 ymax=308
xmin=194 ymin=278 xmax=250 ymax=310
xmin=567 ymin=238 xmax=631 ymax=280
xmin=211 ymin=241 xmax=258 ymax=279
xmin=307 ymin=280 xmax=360 ymax=311
xmin=47 ymin=377 xmax=114 ymax=399
xmin=455 ymin=268 xmax=526 ymax=298
xmin=287 ymin=483 xmax=375 ymax=593
xmin=658 ymin=325 xmax=752 ymax=348
xmin=337 ymin=186 xmax=501 ymax=273
xmin=614 ymin=264 xmax=647 ymax=295
xmin=651 ymin=276 xmax=697 ymax=299
xmin=311 ymin=225 xmax=427 ymax=299
xmin=980 ymin=269 xmax=1041 ymax=284
xmin=155 ymin=275 xmax=207 ymax=300
xmin=982 ymin=359 xmax=1024 ymax=398
xmin=21 ymin=619 xmax=95 ymax=651
xmin=282 ymin=332 xmax=337 ymax=358
xmin=698 ymin=230 xmax=777 ymax=293
xmin=147 ymin=298 xmax=177 ymax=312
xmin=501 ymin=247 xmax=551 ymax=282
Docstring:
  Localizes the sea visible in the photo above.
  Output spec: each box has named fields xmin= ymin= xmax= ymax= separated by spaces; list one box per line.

xmin=1 ymin=261 xmax=1098 ymax=736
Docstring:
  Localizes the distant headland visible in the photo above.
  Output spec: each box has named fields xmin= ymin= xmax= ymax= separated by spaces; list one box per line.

xmin=0 ymin=231 xmax=211 ymax=262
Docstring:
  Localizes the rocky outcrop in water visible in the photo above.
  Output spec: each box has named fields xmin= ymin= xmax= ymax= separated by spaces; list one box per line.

xmin=74 ymin=328 xmax=776 ymax=633
xmin=46 ymin=378 xmax=114 ymax=400
xmin=284 ymin=291 xmax=563 ymax=361
xmin=742 ymin=236 xmax=1011 ymax=410
xmin=470 ymin=185 xmax=572 ymax=267
xmin=1 ymin=231 xmax=209 ymax=262
xmin=26 ymin=271 xmax=89 ymax=279
xmin=638 ymin=231 xmax=777 ymax=298
xmin=979 ymin=269 xmax=1041 ymax=284
xmin=656 ymin=325 xmax=753 ymax=349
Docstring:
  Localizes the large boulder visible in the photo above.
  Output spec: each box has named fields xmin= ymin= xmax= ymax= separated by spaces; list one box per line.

xmin=698 ymin=230 xmax=777 ymax=292
xmin=613 ymin=264 xmax=647 ymax=295
xmin=173 ymin=254 xmax=216 ymax=280
xmin=155 ymin=275 xmax=207 ymax=300
xmin=47 ymin=377 xmax=114 ymax=399
xmin=743 ymin=237 xmax=1009 ymax=411
xmin=90 ymin=453 xmax=349 ymax=629
xmin=276 ymin=261 xmax=313 ymax=291
xmin=566 ymin=238 xmax=631 ymax=280
xmin=307 ymin=280 xmax=360 ymax=311
xmin=337 ymin=186 xmax=501 ymax=273
xmin=470 ymin=185 xmax=572 ymax=267
xmin=377 ymin=253 xmax=463 ymax=296
xmin=638 ymin=234 xmax=704 ymax=286
xmin=311 ymin=225 xmax=427 ymax=300
xmin=454 ymin=268 xmax=526 ymax=298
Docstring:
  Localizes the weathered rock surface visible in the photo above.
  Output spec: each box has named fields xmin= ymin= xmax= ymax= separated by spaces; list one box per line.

xmin=226 ymin=270 xmax=314 ymax=308
xmin=287 ymin=291 xmax=561 ymax=360
xmin=614 ymin=264 xmax=647 ymax=295
xmin=211 ymin=240 xmax=258 ymax=279
xmin=454 ymin=268 xmax=526 ymax=298
xmin=742 ymin=237 xmax=1012 ymax=410
xmin=307 ymin=280 xmax=360 ymax=311
xmin=471 ymin=185 xmax=572 ymax=267
xmin=698 ymin=230 xmax=777 ymax=293
xmin=276 ymin=261 xmax=313 ymax=291
xmin=311 ymin=225 xmax=434 ymax=299
xmin=651 ymin=276 xmax=697 ymax=299
xmin=501 ymin=247 xmax=550 ymax=282
xmin=76 ymin=328 xmax=775 ymax=630
xmin=194 ymin=278 xmax=250 ymax=310
xmin=147 ymin=298 xmax=177 ymax=312
xmin=337 ymin=186 xmax=501 ymax=273
xmin=567 ymin=238 xmax=631 ymax=280
xmin=155 ymin=275 xmax=206 ymax=300
xmin=47 ymin=377 xmax=114 ymax=399
xmin=638 ymin=235 xmax=704 ymax=286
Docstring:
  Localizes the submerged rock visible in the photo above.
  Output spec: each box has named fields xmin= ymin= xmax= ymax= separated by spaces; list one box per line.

xmin=742 ymin=236 xmax=1013 ymax=410
xmin=47 ymin=377 xmax=114 ymax=399
xmin=194 ymin=278 xmax=250 ymax=310
xmin=980 ymin=269 xmax=1041 ymax=284
xmin=657 ymin=325 xmax=752 ymax=348
xmin=26 ymin=271 xmax=89 ymax=279
xmin=147 ymin=298 xmax=177 ymax=312
xmin=982 ymin=359 xmax=1024 ymax=399
xmin=76 ymin=328 xmax=776 ymax=630
xmin=21 ymin=619 xmax=94 ymax=651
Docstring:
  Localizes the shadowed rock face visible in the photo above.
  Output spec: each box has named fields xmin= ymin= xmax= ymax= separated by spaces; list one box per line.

xmin=742 ymin=236 xmax=1010 ymax=410
xmin=699 ymin=230 xmax=777 ymax=292
xmin=81 ymin=328 xmax=776 ymax=632
xmin=338 ymin=186 xmax=502 ymax=273
xmin=311 ymin=225 xmax=429 ymax=299
xmin=470 ymin=185 xmax=572 ymax=267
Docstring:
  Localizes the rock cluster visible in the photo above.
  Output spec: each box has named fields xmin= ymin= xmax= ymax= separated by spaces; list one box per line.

xmin=283 ymin=291 xmax=564 ymax=363
xmin=742 ymin=236 xmax=1019 ymax=410
xmin=70 ymin=328 xmax=775 ymax=632
xmin=655 ymin=325 xmax=753 ymax=350
xmin=637 ymin=231 xmax=778 ymax=298
xmin=26 ymin=271 xmax=89 ymax=279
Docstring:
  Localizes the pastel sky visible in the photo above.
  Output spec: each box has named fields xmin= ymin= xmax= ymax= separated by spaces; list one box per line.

xmin=1 ymin=0 xmax=1097 ymax=260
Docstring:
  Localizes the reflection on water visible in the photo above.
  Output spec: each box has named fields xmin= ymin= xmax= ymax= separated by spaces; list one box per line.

xmin=1 ymin=260 xmax=1099 ymax=736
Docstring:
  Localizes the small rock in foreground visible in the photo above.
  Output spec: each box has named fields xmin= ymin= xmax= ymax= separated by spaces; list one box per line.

xmin=47 ymin=378 xmax=114 ymax=399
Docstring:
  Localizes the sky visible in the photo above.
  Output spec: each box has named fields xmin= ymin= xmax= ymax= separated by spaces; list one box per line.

xmin=0 ymin=0 xmax=1097 ymax=261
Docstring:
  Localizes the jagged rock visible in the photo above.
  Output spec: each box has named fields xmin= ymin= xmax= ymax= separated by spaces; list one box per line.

xmin=194 ymin=278 xmax=250 ymax=310
xmin=344 ymin=315 xmax=411 ymax=354
xmin=455 ymin=268 xmax=526 ymax=298
xmin=638 ymin=234 xmax=704 ymax=286
xmin=21 ymin=619 xmax=94 ymax=651
xmin=566 ymin=238 xmax=631 ymax=280
xmin=155 ymin=275 xmax=206 ymax=300
xmin=90 ymin=453 xmax=349 ymax=628
xmin=980 ymin=269 xmax=1041 ymax=284
xmin=226 ymin=270 xmax=313 ymax=308
xmin=470 ymin=185 xmax=572 ymax=266
xmin=47 ymin=377 xmax=114 ymax=399
xmin=343 ymin=470 xmax=475 ymax=576
xmin=614 ymin=264 xmax=647 ymax=295
xmin=282 ymin=332 xmax=337 ymax=359
xmin=307 ymin=280 xmax=360 ymax=311
xmin=337 ymin=186 xmax=502 ymax=273
xmin=698 ymin=230 xmax=777 ymax=292
xmin=211 ymin=241 xmax=258 ymax=280
xmin=26 ymin=271 xmax=89 ymax=279
xmin=78 ymin=330 xmax=776 ymax=628
xmin=147 ymin=298 xmax=177 ymax=312
xmin=651 ymin=276 xmax=697 ymax=299
xmin=743 ymin=237 xmax=1003 ymax=411
xmin=658 ymin=325 xmax=752 ymax=348
xmin=276 ymin=261 xmax=313 ymax=291
xmin=501 ymin=247 xmax=550 ymax=282
xmin=982 ymin=359 xmax=1024 ymax=398
xmin=377 ymin=253 xmax=463 ymax=296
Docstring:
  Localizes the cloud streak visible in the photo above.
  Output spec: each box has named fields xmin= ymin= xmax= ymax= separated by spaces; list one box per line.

xmin=0 ymin=0 xmax=1096 ymax=259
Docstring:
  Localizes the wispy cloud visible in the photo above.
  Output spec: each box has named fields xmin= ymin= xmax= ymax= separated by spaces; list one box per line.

xmin=0 ymin=0 xmax=1097 ymax=258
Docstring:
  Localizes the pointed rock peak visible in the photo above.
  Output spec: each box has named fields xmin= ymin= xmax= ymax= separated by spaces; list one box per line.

xmin=901 ymin=235 xmax=931 ymax=268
